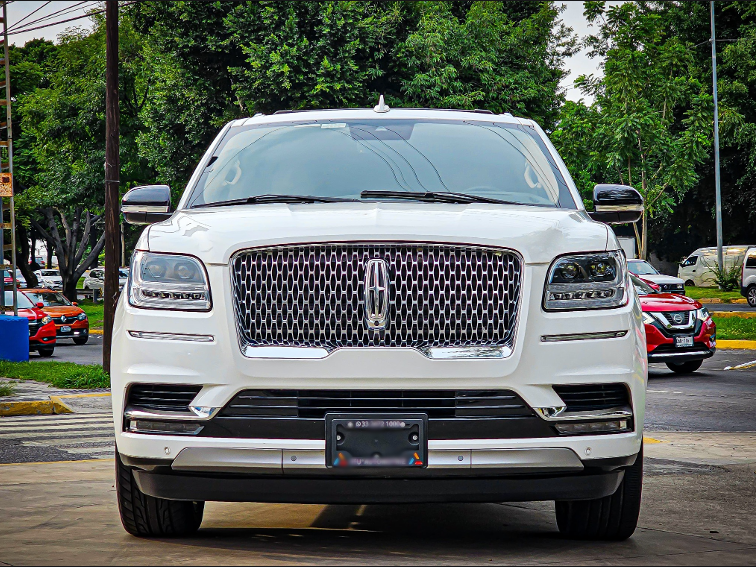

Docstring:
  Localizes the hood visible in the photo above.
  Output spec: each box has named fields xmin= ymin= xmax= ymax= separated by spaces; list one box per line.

xmin=143 ymin=203 xmax=611 ymax=265
xmin=638 ymin=274 xmax=684 ymax=285
xmin=41 ymin=306 xmax=84 ymax=317
xmin=640 ymin=293 xmax=700 ymax=312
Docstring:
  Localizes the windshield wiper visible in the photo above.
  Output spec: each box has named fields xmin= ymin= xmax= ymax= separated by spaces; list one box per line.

xmin=191 ymin=194 xmax=358 ymax=208
xmin=360 ymin=190 xmax=520 ymax=205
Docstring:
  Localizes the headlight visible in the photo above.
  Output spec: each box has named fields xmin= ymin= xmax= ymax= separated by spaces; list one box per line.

xmin=544 ymin=251 xmax=626 ymax=311
xmin=642 ymin=312 xmax=655 ymax=325
xmin=41 ymin=316 xmax=52 ymax=325
xmin=696 ymin=307 xmax=710 ymax=321
xmin=129 ymin=251 xmax=211 ymax=311
xmin=77 ymin=313 xmax=88 ymax=321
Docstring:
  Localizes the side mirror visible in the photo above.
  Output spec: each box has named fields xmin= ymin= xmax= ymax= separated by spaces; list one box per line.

xmin=72 ymin=302 xmax=78 ymax=306
xmin=122 ymin=185 xmax=172 ymax=225
xmin=588 ymin=184 xmax=644 ymax=225
xmin=37 ymin=302 xmax=45 ymax=309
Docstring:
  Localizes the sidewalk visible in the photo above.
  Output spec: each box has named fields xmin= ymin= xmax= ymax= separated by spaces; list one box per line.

xmin=0 ymin=378 xmax=111 ymax=416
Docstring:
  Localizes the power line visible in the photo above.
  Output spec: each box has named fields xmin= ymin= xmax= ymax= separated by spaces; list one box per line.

xmin=8 ymin=2 xmax=138 ymax=36
xmin=6 ymin=1 xmax=51 ymax=31
xmin=8 ymin=2 xmax=96 ymax=32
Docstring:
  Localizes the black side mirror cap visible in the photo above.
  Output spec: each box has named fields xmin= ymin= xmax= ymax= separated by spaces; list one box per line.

xmin=588 ymin=184 xmax=644 ymax=224
xmin=122 ymin=185 xmax=172 ymax=225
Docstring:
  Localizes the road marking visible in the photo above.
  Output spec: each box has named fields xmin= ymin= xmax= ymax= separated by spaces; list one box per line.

xmin=643 ymin=437 xmax=664 ymax=444
xmin=0 ymin=458 xmax=114 ymax=467
xmin=724 ymin=359 xmax=756 ymax=371
xmin=0 ymin=413 xmax=115 ymax=462
xmin=23 ymin=436 xmax=115 ymax=447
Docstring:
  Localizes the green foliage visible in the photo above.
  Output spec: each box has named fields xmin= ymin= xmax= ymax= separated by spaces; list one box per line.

xmin=129 ymin=1 xmax=576 ymax=192
xmin=700 ymin=258 xmax=742 ymax=291
xmin=684 ymin=286 xmax=744 ymax=303
xmin=553 ymin=2 xmax=717 ymax=258
xmin=711 ymin=315 xmax=756 ymax=341
xmin=0 ymin=382 xmax=16 ymax=397
xmin=0 ymin=361 xmax=109 ymax=389
xmin=79 ymin=299 xmax=104 ymax=329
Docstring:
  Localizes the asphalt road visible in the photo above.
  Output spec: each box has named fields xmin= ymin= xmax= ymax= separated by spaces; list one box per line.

xmin=30 ymin=333 xmax=103 ymax=365
xmin=1 ymin=349 xmax=754 ymax=564
xmin=708 ymin=303 xmax=755 ymax=312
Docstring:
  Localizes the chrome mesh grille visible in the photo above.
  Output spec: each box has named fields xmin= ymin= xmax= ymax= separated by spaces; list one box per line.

xmin=231 ymin=243 xmax=521 ymax=351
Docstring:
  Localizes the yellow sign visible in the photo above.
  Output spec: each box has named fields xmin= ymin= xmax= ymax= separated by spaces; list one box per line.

xmin=0 ymin=172 xmax=11 ymax=197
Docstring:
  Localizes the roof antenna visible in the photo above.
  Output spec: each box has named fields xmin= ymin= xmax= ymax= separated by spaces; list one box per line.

xmin=373 ymin=94 xmax=390 ymax=113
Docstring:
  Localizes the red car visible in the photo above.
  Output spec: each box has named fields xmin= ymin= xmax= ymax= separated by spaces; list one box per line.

xmin=2 ymin=289 xmax=57 ymax=357
xmin=632 ymin=275 xmax=715 ymax=373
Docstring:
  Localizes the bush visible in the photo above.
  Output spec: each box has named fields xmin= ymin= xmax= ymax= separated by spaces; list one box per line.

xmin=702 ymin=259 xmax=741 ymax=291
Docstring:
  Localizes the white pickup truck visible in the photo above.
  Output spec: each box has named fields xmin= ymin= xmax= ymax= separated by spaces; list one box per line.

xmin=113 ymin=107 xmax=647 ymax=540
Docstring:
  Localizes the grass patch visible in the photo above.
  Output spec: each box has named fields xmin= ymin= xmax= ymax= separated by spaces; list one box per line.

xmin=78 ymin=299 xmax=104 ymax=329
xmin=0 ymin=382 xmax=16 ymax=397
xmin=712 ymin=315 xmax=756 ymax=341
xmin=685 ymin=287 xmax=744 ymax=303
xmin=0 ymin=361 xmax=110 ymax=389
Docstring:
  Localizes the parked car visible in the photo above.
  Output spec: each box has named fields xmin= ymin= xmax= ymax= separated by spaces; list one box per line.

xmin=741 ymin=247 xmax=756 ymax=307
xmin=632 ymin=275 xmax=715 ymax=373
xmin=2 ymin=290 xmax=57 ymax=357
xmin=23 ymin=288 xmax=89 ymax=345
xmin=112 ymin=107 xmax=647 ymax=540
xmin=627 ymin=259 xmax=685 ymax=294
xmin=678 ymin=246 xmax=752 ymax=287
xmin=34 ymin=269 xmax=63 ymax=290
xmin=1 ymin=268 xmax=25 ymax=289
xmin=83 ymin=268 xmax=128 ymax=291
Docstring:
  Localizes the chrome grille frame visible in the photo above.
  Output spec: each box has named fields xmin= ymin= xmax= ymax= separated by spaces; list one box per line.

xmin=230 ymin=242 xmax=522 ymax=357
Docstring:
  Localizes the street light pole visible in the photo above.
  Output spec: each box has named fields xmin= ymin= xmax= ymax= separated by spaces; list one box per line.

xmin=103 ymin=0 xmax=120 ymax=374
xmin=710 ymin=1 xmax=724 ymax=272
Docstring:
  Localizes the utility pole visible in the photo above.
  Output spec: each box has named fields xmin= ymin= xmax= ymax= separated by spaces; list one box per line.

xmin=103 ymin=0 xmax=120 ymax=374
xmin=711 ymin=1 xmax=724 ymax=272
xmin=1 ymin=0 xmax=17 ymax=317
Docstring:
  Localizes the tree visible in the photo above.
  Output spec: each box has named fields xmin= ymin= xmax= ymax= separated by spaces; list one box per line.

xmin=128 ymin=1 xmax=576 ymax=193
xmin=17 ymin=14 xmax=153 ymax=298
xmin=553 ymin=2 xmax=715 ymax=259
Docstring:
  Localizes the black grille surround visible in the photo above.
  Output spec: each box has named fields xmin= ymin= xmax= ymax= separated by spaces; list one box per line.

xmin=552 ymin=384 xmax=631 ymax=413
xmin=127 ymin=384 xmax=202 ymax=413
xmin=659 ymin=310 xmax=693 ymax=327
xmin=221 ymin=390 xmax=534 ymax=420
xmin=206 ymin=389 xmax=553 ymax=440
xmin=230 ymin=243 xmax=522 ymax=352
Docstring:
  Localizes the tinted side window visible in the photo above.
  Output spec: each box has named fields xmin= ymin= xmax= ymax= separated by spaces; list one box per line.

xmin=682 ymin=256 xmax=698 ymax=267
xmin=746 ymin=253 xmax=756 ymax=269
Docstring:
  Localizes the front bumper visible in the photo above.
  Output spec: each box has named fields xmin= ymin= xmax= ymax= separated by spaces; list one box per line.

xmin=129 ymin=453 xmax=636 ymax=504
xmin=55 ymin=322 xmax=89 ymax=339
xmin=29 ymin=322 xmax=57 ymax=349
xmin=645 ymin=316 xmax=716 ymax=364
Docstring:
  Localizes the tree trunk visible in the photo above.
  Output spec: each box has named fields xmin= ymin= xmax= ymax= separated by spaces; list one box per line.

xmin=15 ymin=224 xmax=38 ymax=288
xmin=641 ymin=210 xmax=648 ymax=260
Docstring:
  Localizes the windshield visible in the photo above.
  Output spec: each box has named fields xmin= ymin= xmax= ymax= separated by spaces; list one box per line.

xmin=630 ymin=275 xmax=656 ymax=296
xmin=40 ymin=271 xmax=60 ymax=277
xmin=186 ymin=119 xmax=575 ymax=209
xmin=3 ymin=291 xmax=35 ymax=309
xmin=628 ymin=261 xmax=659 ymax=276
xmin=24 ymin=291 xmax=71 ymax=307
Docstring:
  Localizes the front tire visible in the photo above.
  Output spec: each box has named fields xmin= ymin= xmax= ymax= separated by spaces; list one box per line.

xmin=37 ymin=346 xmax=55 ymax=358
xmin=685 ymin=280 xmax=695 ymax=287
xmin=556 ymin=447 xmax=643 ymax=541
xmin=666 ymin=360 xmax=703 ymax=373
xmin=747 ymin=285 xmax=756 ymax=308
xmin=116 ymin=449 xmax=204 ymax=537
xmin=73 ymin=336 xmax=89 ymax=346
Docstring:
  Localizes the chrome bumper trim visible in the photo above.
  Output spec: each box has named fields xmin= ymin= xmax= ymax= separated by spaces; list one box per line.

xmin=243 ymin=345 xmax=513 ymax=360
xmin=124 ymin=406 xmax=222 ymax=422
xmin=169 ymin=447 xmax=584 ymax=473
xmin=540 ymin=330 xmax=628 ymax=343
xmin=128 ymin=331 xmax=215 ymax=343
xmin=648 ymin=350 xmax=711 ymax=359
xmin=534 ymin=407 xmax=633 ymax=422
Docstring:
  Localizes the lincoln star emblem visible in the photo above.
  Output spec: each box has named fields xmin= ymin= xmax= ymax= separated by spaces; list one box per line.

xmin=364 ymin=259 xmax=389 ymax=330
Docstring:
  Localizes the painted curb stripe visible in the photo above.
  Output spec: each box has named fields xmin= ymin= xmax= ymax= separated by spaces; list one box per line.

xmin=0 ymin=397 xmax=73 ymax=417
xmin=716 ymin=340 xmax=756 ymax=350
xmin=711 ymin=312 xmax=756 ymax=319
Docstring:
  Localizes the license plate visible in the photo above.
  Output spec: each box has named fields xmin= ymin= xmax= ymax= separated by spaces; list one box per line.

xmin=675 ymin=336 xmax=694 ymax=348
xmin=327 ymin=415 xmax=427 ymax=468
xmin=60 ymin=326 xmax=72 ymax=334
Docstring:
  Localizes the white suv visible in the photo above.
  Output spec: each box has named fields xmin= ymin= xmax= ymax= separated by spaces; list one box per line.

xmin=742 ymin=247 xmax=756 ymax=307
xmin=113 ymin=108 xmax=647 ymax=540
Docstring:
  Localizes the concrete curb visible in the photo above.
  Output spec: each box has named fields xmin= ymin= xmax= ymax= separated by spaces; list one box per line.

xmin=700 ymin=298 xmax=748 ymax=305
xmin=0 ymin=396 xmax=73 ymax=417
xmin=716 ymin=340 xmax=756 ymax=350
xmin=90 ymin=329 xmax=103 ymax=335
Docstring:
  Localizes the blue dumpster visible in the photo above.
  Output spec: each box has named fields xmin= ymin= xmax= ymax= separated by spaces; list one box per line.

xmin=0 ymin=315 xmax=29 ymax=362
